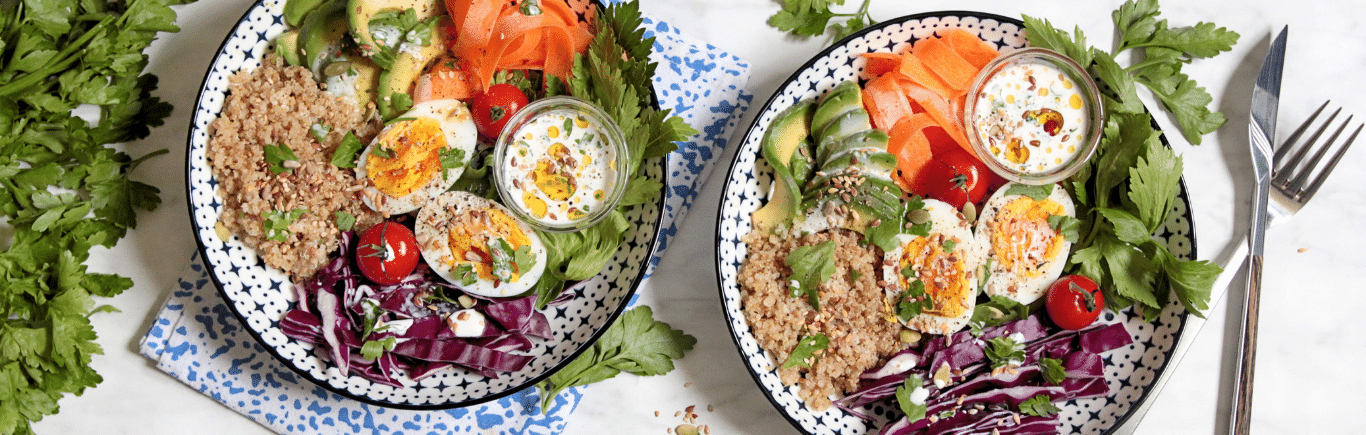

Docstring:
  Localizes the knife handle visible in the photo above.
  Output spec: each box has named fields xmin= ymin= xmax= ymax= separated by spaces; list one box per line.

xmin=1229 ymin=254 xmax=1262 ymax=435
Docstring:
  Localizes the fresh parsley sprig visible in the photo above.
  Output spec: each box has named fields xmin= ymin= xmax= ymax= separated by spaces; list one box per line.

xmin=536 ymin=306 xmax=696 ymax=413
xmin=768 ymin=0 xmax=877 ymax=41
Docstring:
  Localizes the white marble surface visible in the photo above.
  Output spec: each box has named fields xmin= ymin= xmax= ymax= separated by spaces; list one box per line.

xmin=32 ymin=0 xmax=1366 ymax=434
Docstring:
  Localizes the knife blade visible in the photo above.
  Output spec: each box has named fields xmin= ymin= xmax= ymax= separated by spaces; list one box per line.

xmin=1230 ymin=25 xmax=1286 ymax=435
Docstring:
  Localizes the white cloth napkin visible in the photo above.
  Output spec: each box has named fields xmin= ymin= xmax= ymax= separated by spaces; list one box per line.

xmin=138 ymin=14 xmax=751 ymax=434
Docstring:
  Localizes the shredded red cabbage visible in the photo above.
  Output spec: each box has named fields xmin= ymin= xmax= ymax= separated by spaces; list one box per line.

xmin=280 ymin=228 xmax=552 ymax=385
xmin=841 ymin=315 xmax=1133 ymax=435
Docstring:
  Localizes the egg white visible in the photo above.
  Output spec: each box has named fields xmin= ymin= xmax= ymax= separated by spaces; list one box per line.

xmin=974 ymin=183 xmax=1076 ymax=304
xmin=882 ymin=199 xmax=986 ymax=335
xmin=356 ymin=99 xmax=478 ymax=216
xmin=415 ymin=191 xmax=547 ymax=298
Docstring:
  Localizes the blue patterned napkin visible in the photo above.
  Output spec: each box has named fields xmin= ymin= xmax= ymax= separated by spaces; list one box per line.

xmin=139 ymin=15 xmax=751 ymax=434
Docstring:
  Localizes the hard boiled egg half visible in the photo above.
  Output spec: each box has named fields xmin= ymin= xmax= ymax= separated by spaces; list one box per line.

xmin=882 ymin=199 xmax=986 ymax=335
xmin=356 ymin=99 xmax=477 ymax=216
xmin=974 ymin=183 xmax=1076 ymax=304
xmin=415 ymin=191 xmax=547 ymax=298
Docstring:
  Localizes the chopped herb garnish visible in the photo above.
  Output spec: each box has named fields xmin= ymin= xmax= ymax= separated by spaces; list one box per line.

xmin=1003 ymin=183 xmax=1054 ymax=200
xmin=896 ymin=277 xmax=933 ymax=321
xmin=333 ymin=211 xmax=356 ymax=231
xmin=262 ymin=208 xmax=307 ymax=242
xmin=985 ymin=334 xmax=1027 ymax=369
xmin=942 ymin=239 xmax=957 ymax=253
xmin=1048 ymin=214 xmax=1082 ymax=242
xmin=894 ymin=374 xmax=929 ymax=423
xmin=781 ymin=334 xmax=829 ymax=369
xmin=438 ymin=147 xmax=466 ymax=180
xmin=785 ymin=241 xmax=836 ymax=310
xmin=370 ymin=145 xmax=396 ymax=159
xmin=331 ymin=132 xmax=364 ymax=168
xmin=454 ymin=264 xmax=478 ymax=286
xmin=360 ymin=336 xmax=398 ymax=360
xmin=1019 ymin=394 xmax=1062 ymax=417
xmin=1040 ymin=358 xmax=1067 ymax=385
xmin=310 ymin=123 xmax=331 ymax=143
xmin=263 ymin=143 xmax=298 ymax=175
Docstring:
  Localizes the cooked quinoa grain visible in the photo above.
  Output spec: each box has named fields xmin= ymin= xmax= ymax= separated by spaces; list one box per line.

xmin=738 ymin=229 xmax=904 ymax=410
xmin=207 ymin=59 xmax=382 ymax=278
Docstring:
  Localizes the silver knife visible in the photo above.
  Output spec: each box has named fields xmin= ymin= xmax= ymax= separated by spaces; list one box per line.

xmin=1230 ymin=25 xmax=1286 ymax=435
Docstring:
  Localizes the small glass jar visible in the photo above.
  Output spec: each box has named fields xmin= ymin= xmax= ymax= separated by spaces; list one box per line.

xmin=492 ymin=96 xmax=630 ymax=232
xmin=964 ymin=48 xmax=1104 ymax=185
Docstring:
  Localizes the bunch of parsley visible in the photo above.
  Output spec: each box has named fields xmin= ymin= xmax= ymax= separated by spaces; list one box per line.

xmin=1024 ymin=0 xmax=1232 ymax=319
xmin=531 ymin=1 xmax=698 ymax=308
xmin=0 ymin=0 xmax=189 ymax=432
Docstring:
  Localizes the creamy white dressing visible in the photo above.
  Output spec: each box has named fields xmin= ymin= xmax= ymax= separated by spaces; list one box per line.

xmin=501 ymin=108 xmax=618 ymax=225
xmin=974 ymin=59 xmax=1090 ymax=174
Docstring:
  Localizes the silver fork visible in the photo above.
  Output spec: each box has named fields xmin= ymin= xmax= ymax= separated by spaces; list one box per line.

xmin=1269 ymin=101 xmax=1363 ymax=223
xmin=1118 ymin=101 xmax=1362 ymax=435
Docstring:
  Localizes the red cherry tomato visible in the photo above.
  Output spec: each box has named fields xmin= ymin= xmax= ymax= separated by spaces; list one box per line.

xmin=469 ymin=84 xmax=529 ymax=139
xmin=912 ymin=148 xmax=990 ymax=209
xmin=356 ymin=221 xmax=420 ymax=285
xmin=1045 ymin=275 xmax=1105 ymax=330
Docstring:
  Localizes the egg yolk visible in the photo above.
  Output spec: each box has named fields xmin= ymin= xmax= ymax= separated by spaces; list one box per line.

xmin=366 ymin=117 xmax=447 ymax=198
xmin=898 ymin=234 xmax=970 ymax=318
xmin=447 ymin=207 xmax=533 ymax=282
xmin=989 ymin=197 xmax=1066 ymax=278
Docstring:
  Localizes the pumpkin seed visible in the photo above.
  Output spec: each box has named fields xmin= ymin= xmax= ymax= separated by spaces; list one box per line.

xmin=675 ymin=424 xmax=700 ymax=435
xmin=908 ymin=208 xmax=931 ymax=225
xmin=962 ymin=202 xmax=977 ymax=223
xmin=323 ymin=61 xmax=351 ymax=77
xmin=899 ymin=328 xmax=921 ymax=345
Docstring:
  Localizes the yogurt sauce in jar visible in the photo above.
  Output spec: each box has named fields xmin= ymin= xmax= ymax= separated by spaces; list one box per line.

xmin=500 ymin=108 xmax=618 ymax=226
xmin=974 ymin=58 xmax=1090 ymax=174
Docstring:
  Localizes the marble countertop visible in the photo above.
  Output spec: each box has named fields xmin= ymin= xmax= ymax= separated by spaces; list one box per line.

xmin=32 ymin=0 xmax=1366 ymax=433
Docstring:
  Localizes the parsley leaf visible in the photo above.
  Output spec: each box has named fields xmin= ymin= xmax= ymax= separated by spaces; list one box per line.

xmin=785 ymin=241 xmax=837 ymax=310
xmin=1047 ymin=214 xmax=1082 ymax=242
xmin=894 ymin=374 xmax=929 ymax=423
xmin=1039 ymin=358 xmax=1068 ymax=385
xmin=359 ymin=337 xmax=397 ymax=360
xmin=1003 ymin=183 xmax=1054 ymax=200
xmin=333 ymin=211 xmax=356 ymax=232
xmin=536 ymin=306 xmax=695 ymax=412
xmin=985 ymin=335 xmax=1026 ymax=369
xmin=1019 ymin=394 xmax=1062 ymax=417
xmin=971 ymin=295 xmax=1030 ymax=329
xmin=310 ymin=123 xmax=331 ymax=143
xmin=263 ymin=143 xmax=298 ymax=174
xmin=782 ymin=334 xmax=829 ymax=369
xmin=1128 ymin=135 xmax=1183 ymax=231
xmin=262 ymin=208 xmax=307 ymax=242
xmin=453 ymin=264 xmax=478 ymax=287
xmin=330 ymin=132 xmax=364 ymax=168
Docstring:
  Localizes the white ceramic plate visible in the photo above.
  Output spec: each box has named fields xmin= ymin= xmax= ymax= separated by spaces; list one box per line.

xmin=714 ymin=11 xmax=1197 ymax=434
xmin=185 ymin=0 xmax=663 ymax=409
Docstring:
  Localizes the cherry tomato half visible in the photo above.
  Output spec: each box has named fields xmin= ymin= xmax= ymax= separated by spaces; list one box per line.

xmin=469 ymin=84 xmax=530 ymax=140
xmin=1045 ymin=275 xmax=1105 ymax=330
xmin=356 ymin=221 xmax=420 ymax=285
xmin=912 ymin=147 xmax=991 ymax=209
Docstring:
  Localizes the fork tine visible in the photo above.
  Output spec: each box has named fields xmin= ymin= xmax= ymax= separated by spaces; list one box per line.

xmin=1287 ymin=114 xmax=1354 ymax=191
xmin=1273 ymin=100 xmax=1330 ymax=164
xmin=1298 ymin=123 xmax=1363 ymax=204
xmin=1273 ymin=107 xmax=1342 ymax=184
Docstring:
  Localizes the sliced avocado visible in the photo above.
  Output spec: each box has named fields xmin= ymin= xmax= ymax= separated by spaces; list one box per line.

xmin=813 ymin=81 xmax=863 ymax=136
xmin=284 ymin=0 xmax=330 ymax=27
xmin=271 ymin=30 xmax=303 ymax=66
xmin=814 ymin=109 xmax=871 ymax=163
xmin=299 ymin=0 xmax=349 ymax=79
xmin=752 ymin=100 xmax=816 ymax=231
xmin=349 ymin=0 xmax=443 ymax=62
xmin=321 ymin=55 xmax=381 ymax=111
xmin=376 ymin=15 xmax=447 ymax=119
xmin=788 ymin=137 xmax=816 ymax=186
